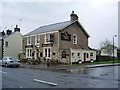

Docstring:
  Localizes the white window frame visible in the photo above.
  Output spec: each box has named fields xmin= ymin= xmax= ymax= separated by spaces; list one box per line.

xmin=43 ymin=47 xmax=51 ymax=59
xmin=27 ymin=36 xmax=32 ymax=45
xmin=35 ymin=35 xmax=40 ymax=45
xmin=90 ymin=52 xmax=93 ymax=57
xmin=26 ymin=48 xmax=32 ymax=58
xmin=45 ymin=34 xmax=50 ymax=44
xmin=73 ymin=34 xmax=77 ymax=44
xmin=45 ymin=33 xmax=54 ymax=44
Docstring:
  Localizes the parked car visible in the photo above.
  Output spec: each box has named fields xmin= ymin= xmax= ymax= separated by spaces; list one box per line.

xmin=2 ymin=57 xmax=21 ymax=67
xmin=72 ymin=58 xmax=82 ymax=64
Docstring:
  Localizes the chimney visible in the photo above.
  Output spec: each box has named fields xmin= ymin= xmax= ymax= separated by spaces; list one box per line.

xmin=14 ymin=25 xmax=20 ymax=32
xmin=6 ymin=29 xmax=12 ymax=35
xmin=0 ymin=31 xmax=5 ymax=37
xmin=70 ymin=11 xmax=78 ymax=21
xmin=2 ymin=31 xmax=5 ymax=36
xmin=0 ymin=32 xmax=2 ymax=36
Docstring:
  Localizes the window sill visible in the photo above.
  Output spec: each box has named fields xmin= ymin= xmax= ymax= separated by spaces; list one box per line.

xmin=27 ymin=44 xmax=32 ymax=45
xmin=35 ymin=43 xmax=40 ymax=45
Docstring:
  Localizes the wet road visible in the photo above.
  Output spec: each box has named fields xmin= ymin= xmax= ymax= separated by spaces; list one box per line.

xmin=2 ymin=66 xmax=120 ymax=88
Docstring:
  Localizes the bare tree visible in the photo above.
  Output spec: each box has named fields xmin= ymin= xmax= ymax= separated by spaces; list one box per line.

xmin=100 ymin=39 xmax=116 ymax=56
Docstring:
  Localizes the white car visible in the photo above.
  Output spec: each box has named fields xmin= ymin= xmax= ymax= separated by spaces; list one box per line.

xmin=2 ymin=57 xmax=21 ymax=67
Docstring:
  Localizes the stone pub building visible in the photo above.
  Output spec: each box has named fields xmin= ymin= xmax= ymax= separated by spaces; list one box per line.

xmin=22 ymin=11 xmax=96 ymax=64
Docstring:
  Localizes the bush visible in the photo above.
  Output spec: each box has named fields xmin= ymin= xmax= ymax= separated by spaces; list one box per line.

xmin=117 ymin=51 xmax=120 ymax=60
xmin=96 ymin=55 xmax=114 ymax=61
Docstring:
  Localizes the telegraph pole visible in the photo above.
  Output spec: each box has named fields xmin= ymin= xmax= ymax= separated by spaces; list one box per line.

xmin=113 ymin=35 xmax=117 ymax=66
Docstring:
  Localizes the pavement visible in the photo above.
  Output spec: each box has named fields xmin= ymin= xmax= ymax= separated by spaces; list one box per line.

xmin=20 ymin=62 xmax=120 ymax=71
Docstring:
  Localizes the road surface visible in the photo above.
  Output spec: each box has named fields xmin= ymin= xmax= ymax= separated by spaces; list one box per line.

xmin=1 ymin=65 xmax=120 ymax=88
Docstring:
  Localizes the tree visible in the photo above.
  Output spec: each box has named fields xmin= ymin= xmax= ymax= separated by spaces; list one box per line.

xmin=100 ymin=39 xmax=117 ymax=57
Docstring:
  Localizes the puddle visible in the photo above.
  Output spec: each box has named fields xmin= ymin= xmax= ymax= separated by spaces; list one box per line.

xmin=67 ymin=69 xmax=89 ymax=74
xmin=52 ymin=68 xmax=89 ymax=74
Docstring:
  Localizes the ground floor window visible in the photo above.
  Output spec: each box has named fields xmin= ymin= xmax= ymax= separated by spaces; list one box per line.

xmin=72 ymin=52 xmax=74 ymax=57
xmin=44 ymin=48 xmax=51 ymax=59
xmin=77 ymin=53 xmax=80 ymax=57
xmin=26 ymin=48 xmax=32 ymax=58
xmin=90 ymin=52 xmax=93 ymax=57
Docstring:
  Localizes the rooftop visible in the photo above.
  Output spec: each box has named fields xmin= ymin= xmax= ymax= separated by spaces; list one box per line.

xmin=25 ymin=11 xmax=90 ymax=37
xmin=25 ymin=20 xmax=73 ymax=36
xmin=0 ymin=36 xmax=2 ymax=39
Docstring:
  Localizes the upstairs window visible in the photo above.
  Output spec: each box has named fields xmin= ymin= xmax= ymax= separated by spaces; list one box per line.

xmin=73 ymin=34 xmax=77 ymax=44
xmin=45 ymin=34 xmax=54 ymax=43
xmin=35 ymin=35 xmax=40 ymax=45
xmin=27 ymin=37 xmax=31 ymax=45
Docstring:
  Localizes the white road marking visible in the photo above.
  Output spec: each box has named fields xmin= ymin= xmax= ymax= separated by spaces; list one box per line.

xmin=0 ymin=70 xmax=8 ymax=74
xmin=33 ymin=79 xmax=58 ymax=86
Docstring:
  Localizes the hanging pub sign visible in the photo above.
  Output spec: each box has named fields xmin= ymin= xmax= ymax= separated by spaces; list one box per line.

xmin=61 ymin=32 xmax=71 ymax=41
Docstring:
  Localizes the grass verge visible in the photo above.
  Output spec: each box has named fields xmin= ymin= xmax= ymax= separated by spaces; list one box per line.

xmin=65 ymin=60 xmax=120 ymax=66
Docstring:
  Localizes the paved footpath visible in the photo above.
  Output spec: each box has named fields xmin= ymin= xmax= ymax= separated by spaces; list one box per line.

xmin=20 ymin=62 xmax=120 ymax=71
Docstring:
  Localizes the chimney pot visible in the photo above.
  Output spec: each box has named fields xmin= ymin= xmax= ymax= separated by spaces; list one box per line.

xmin=14 ymin=25 xmax=20 ymax=32
xmin=6 ymin=29 xmax=12 ymax=35
xmin=70 ymin=11 xmax=78 ymax=21
xmin=16 ymin=25 xmax=18 ymax=28
xmin=2 ymin=31 xmax=5 ymax=36
xmin=72 ymin=11 xmax=74 ymax=14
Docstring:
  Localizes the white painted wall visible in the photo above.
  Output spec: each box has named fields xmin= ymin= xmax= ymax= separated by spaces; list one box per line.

xmin=71 ymin=49 xmax=96 ymax=63
xmin=83 ymin=50 xmax=96 ymax=61
xmin=4 ymin=32 xmax=22 ymax=58
xmin=0 ymin=39 xmax=2 ymax=59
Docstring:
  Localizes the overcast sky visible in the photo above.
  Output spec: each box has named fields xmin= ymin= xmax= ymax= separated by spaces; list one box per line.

xmin=0 ymin=0 xmax=119 ymax=49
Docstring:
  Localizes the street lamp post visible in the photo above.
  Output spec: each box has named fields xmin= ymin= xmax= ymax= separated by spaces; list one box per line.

xmin=113 ymin=35 xmax=117 ymax=66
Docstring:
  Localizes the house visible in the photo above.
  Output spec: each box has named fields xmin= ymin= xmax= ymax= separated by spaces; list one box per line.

xmin=22 ymin=11 xmax=96 ymax=64
xmin=101 ymin=48 xmax=117 ymax=57
xmin=0 ymin=31 xmax=5 ymax=59
xmin=117 ymin=48 xmax=120 ymax=59
xmin=0 ymin=25 xmax=22 ymax=59
xmin=0 ymin=36 xmax=2 ymax=59
xmin=0 ymin=32 xmax=2 ymax=59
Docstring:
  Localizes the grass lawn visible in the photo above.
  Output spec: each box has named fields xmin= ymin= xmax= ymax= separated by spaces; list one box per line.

xmin=65 ymin=60 xmax=120 ymax=66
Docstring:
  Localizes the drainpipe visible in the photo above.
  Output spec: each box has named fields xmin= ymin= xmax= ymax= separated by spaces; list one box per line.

xmin=2 ymin=39 xmax=4 ymax=58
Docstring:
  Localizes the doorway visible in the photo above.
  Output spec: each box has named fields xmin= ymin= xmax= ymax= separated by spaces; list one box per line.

xmin=84 ymin=53 xmax=86 ymax=63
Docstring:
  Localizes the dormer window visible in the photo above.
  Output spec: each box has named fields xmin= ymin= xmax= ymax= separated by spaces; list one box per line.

xmin=35 ymin=35 xmax=40 ymax=45
xmin=45 ymin=33 xmax=54 ymax=43
xmin=73 ymin=34 xmax=77 ymax=44
xmin=27 ymin=36 xmax=31 ymax=45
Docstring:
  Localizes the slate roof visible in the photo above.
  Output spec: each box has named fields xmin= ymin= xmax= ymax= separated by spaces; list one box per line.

xmin=25 ymin=20 xmax=90 ymax=37
xmin=25 ymin=20 xmax=72 ymax=36
xmin=0 ymin=36 xmax=2 ymax=39
xmin=0 ymin=32 xmax=16 ymax=39
xmin=2 ymin=34 xmax=10 ymax=39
